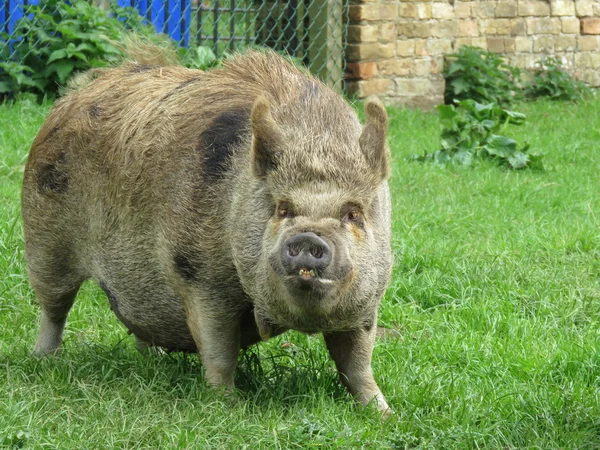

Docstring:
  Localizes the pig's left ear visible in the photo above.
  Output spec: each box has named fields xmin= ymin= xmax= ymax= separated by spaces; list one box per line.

xmin=251 ymin=97 xmax=283 ymax=178
xmin=360 ymin=96 xmax=390 ymax=181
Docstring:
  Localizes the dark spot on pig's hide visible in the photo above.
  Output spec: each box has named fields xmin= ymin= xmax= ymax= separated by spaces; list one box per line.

xmin=173 ymin=250 xmax=203 ymax=282
xmin=48 ymin=126 xmax=59 ymax=139
xmin=89 ymin=104 xmax=101 ymax=118
xmin=100 ymin=281 xmax=154 ymax=342
xmin=199 ymin=108 xmax=250 ymax=181
xmin=38 ymin=152 xmax=68 ymax=194
xmin=161 ymin=77 xmax=201 ymax=101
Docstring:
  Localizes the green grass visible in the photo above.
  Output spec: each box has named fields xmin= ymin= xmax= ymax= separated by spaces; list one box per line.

xmin=1 ymin=96 xmax=600 ymax=448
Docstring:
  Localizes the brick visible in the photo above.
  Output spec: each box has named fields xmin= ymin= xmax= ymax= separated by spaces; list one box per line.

xmin=454 ymin=2 xmax=471 ymax=18
xmin=519 ymin=1 xmax=551 ymax=16
xmin=346 ymin=62 xmax=378 ymax=80
xmin=430 ymin=56 xmax=444 ymax=74
xmin=349 ymin=4 xmax=396 ymax=22
xmin=379 ymin=23 xmax=396 ymax=41
xmin=527 ymin=18 xmax=562 ymax=34
xmin=497 ymin=2 xmax=518 ymax=17
xmin=516 ymin=36 xmax=533 ymax=51
xmin=415 ymin=58 xmax=432 ymax=77
xmin=346 ymin=43 xmax=395 ymax=61
xmin=575 ymin=0 xmax=594 ymax=16
xmin=395 ymin=78 xmax=434 ymax=96
xmin=416 ymin=4 xmax=433 ymax=19
xmin=476 ymin=2 xmax=496 ymax=17
xmin=581 ymin=18 xmax=600 ymax=34
xmin=551 ymin=1 xmax=576 ymax=16
xmin=554 ymin=35 xmax=577 ymax=51
xmin=396 ymin=40 xmax=416 ymax=56
xmin=346 ymin=79 xmax=393 ymax=98
xmin=578 ymin=35 xmax=599 ymax=50
xmin=347 ymin=25 xmax=378 ymax=43
xmin=487 ymin=37 xmax=505 ymax=52
xmin=504 ymin=37 xmax=517 ymax=52
xmin=398 ymin=21 xmax=431 ymax=38
xmin=533 ymin=35 xmax=555 ymax=52
xmin=510 ymin=18 xmax=527 ymax=35
xmin=429 ymin=20 xmax=459 ymax=37
xmin=432 ymin=2 xmax=455 ymax=19
xmin=459 ymin=20 xmax=479 ymax=36
xmin=455 ymin=37 xmax=474 ymax=49
xmin=574 ymin=52 xmax=600 ymax=68
xmin=471 ymin=37 xmax=488 ymax=49
xmin=378 ymin=59 xmax=414 ymax=77
xmin=399 ymin=3 xmax=417 ymax=18
xmin=415 ymin=39 xmax=428 ymax=56
xmin=426 ymin=38 xmax=453 ymax=54
xmin=561 ymin=17 xmax=580 ymax=33
xmin=595 ymin=3 xmax=600 ymax=15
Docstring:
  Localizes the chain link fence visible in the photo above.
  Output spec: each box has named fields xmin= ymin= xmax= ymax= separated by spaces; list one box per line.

xmin=1 ymin=0 xmax=348 ymax=91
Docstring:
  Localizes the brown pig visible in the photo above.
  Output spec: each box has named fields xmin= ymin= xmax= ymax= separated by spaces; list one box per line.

xmin=21 ymin=48 xmax=393 ymax=413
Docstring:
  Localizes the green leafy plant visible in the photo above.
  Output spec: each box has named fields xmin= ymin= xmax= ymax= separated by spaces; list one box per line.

xmin=179 ymin=45 xmax=218 ymax=70
xmin=444 ymin=46 xmax=522 ymax=106
xmin=412 ymin=99 xmax=542 ymax=169
xmin=525 ymin=57 xmax=591 ymax=101
xmin=0 ymin=0 xmax=157 ymax=99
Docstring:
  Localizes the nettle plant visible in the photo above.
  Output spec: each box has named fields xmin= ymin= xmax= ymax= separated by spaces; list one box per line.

xmin=444 ymin=46 xmax=522 ymax=107
xmin=413 ymin=100 xmax=542 ymax=170
xmin=0 ymin=0 xmax=157 ymax=98
xmin=524 ymin=57 xmax=591 ymax=101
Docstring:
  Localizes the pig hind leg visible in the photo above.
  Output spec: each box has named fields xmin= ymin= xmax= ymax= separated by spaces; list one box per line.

xmin=27 ymin=243 xmax=85 ymax=357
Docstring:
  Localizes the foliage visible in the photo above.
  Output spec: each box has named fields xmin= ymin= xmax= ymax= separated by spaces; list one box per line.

xmin=444 ymin=46 xmax=522 ymax=106
xmin=178 ymin=45 xmax=219 ymax=70
xmin=525 ymin=57 xmax=591 ymax=101
xmin=0 ymin=0 xmax=157 ymax=99
xmin=412 ymin=99 xmax=541 ymax=169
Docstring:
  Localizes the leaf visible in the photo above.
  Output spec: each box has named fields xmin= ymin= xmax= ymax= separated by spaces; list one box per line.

xmin=484 ymin=135 xmax=518 ymax=157
xmin=47 ymin=49 xmax=68 ymax=63
xmin=50 ymin=60 xmax=76 ymax=84
xmin=0 ymin=81 xmax=13 ymax=93
xmin=507 ymin=151 xmax=529 ymax=169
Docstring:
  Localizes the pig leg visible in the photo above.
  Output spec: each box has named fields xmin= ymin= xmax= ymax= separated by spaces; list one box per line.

xmin=184 ymin=300 xmax=241 ymax=389
xmin=32 ymin=280 xmax=81 ymax=357
xmin=324 ymin=325 xmax=391 ymax=416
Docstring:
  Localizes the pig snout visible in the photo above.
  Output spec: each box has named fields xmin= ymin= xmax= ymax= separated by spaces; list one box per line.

xmin=280 ymin=232 xmax=332 ymax=277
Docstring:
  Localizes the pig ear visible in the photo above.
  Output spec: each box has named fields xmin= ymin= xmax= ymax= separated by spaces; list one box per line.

xmin=360 ymin=96 xmax=390 ymax=181
xmin=251 ymin=97 xmax=283 ymax=178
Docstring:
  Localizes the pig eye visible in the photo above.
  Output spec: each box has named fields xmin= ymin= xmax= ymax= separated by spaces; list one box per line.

xmin=276 ymin=201 xmax=295 ymax=219
xmin=342 ymin=205 xmax=364 ymax=226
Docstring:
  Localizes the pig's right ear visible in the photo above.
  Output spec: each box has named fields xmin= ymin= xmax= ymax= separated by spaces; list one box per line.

xmin=251 ymin=97 xmax=283 ymax=178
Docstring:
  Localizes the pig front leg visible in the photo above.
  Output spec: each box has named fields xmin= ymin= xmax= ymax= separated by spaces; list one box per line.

xmin=324 ymin=323 xmax=391 ymax=416
xmin=185 ymin=300 xmax=241 ymax=389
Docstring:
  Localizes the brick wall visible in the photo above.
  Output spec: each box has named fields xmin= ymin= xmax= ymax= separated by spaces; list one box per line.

xmin=346 ymin=1 xmax=600 ymax=108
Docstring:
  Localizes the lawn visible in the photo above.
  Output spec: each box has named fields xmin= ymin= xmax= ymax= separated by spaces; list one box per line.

xmin=1 ymin=97 xmax=599 ymax=449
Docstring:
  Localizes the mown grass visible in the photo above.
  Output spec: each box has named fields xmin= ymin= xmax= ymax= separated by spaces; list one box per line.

xmin=1 ymin=97 xmax=599 ymax=449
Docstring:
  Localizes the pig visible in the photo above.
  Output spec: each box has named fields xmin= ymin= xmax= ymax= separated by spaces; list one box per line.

xmin=21 ymin=47 xmax=393 ymax=414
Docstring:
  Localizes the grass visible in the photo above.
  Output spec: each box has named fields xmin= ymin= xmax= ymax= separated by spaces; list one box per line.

xmin=1 ymin=95 xmax=600 ymax=448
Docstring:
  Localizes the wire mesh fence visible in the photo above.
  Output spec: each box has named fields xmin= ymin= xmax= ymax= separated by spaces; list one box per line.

xmin=1 ymin=0 xmax=348 ymax=91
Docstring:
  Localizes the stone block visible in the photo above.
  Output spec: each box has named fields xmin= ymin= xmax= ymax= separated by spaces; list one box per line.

xmin=399 ymin=20 xmax=432 ymax=38
xmin=396 ymin=40 xmax=416 ymax=56
xmin=497 ymin=2 xmax=518 ymax=17
xmin=581 ymin=18 xmax=600 ymax=34
xmin=415 ymin=58 xmax=432 ymax=77
xmin=578 ymin=35 xmax=599 ymax=50
xmin=395 ymin=78 xmax=434 ymax=96
xmin=415 ymin=39 xmax=428 ymax=56
xmin=533 ymin=35 xmax=555 ymax=52
xmin=527 ymin=18 xmax=562 ymax=34
xmin=459 ymin=20 xmax=479 ymax=36
xmin=504 ymin=37 xmax=517 ymax=52
xmin=399 ymin=3 xmax=417 ymax=18
xmin=471 ymin=37 xmax=488 ymax=49
xmin=379 ymin=23 xmax=396 ymax=41
xmin=476 ymin=2 xmax=496 ymax=17
xmin=551 ymin=1 xmax=576 ymax=16
xmin=346 ymin=42 xmax=395 ymax=61
xmin=575 ymin=0 xmax=593 ymax=16
xmin=346 ymin=62 xmax=378 ymax=80
xmin=561 ymin=17 xmax=580 ymax=33
xmin=429 ymin=20 xmax=459 ymax=37
xmin=416 ymin=4 xmax=433 ymax=19
xmin=454 ymin=2 xmax=471 ymax=18
xmin=346 ymin=79 xmax=393 ymax=98
xmin=432 ymin=2 xmax=455 ymax=19
xmin=378 ymin=59 xmax=415 ymax=77
xmin=554 ymin=35 xmax=577 ymax=51
xmin=426 ymin=38 xmax=453 ymax=54
xmin=487 ymin=37 xmax=505 ymax=52
xmin=519 ymin=1 xmax=551 ymax=16
xmin=516 ymin=36 xmax=533 ymax=51
xmin=510 ymin=18 xmax=527 ymax=35
xmin=347 ymin=25 xmax=378 ymax=43
xmin=349 ymin=4 xmax=397 ymax=22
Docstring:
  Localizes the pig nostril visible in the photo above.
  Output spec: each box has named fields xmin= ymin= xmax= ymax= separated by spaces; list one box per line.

xmin=288 ymin=246 xmax=299 ymax=257
xmin=310 ymin=246 xmax=324 ymax=259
